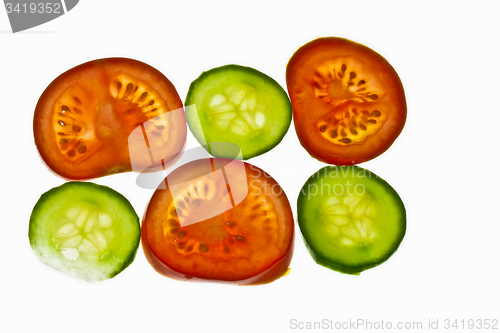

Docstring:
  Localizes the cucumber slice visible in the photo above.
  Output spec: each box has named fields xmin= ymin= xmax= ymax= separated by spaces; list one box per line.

xmin=185 ymin=64 xmax=292 ymax=159
xmin=297 ymin=166 xmax=406 ymax=274
xmin=29 ymin=182 xmax=140 ymax=281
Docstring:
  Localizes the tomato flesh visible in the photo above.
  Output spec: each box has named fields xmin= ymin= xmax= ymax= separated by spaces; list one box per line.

xmin=34 ymin=58 xmax=186 ymax=180
xmin=286 ymin=37 xmax=406 ymax=165
xmin=142 ymin=158 xmax=294 ymax=284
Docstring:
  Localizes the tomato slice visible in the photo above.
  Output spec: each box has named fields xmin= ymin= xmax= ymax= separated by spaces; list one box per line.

xmin=286 ymin=37 xmax=406 ymax=165
xmin=34 ymin=58 xmax=187 ymax=180
xmin=142 ymin=158 xmax=294 ymax=285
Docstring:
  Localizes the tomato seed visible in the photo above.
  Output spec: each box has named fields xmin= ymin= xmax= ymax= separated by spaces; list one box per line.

xmin=341 ymin=64 xmax=346 ymax=73
xmin=73 ymin=97 xmax=82 ymax=105
xmin=78 ymin=145 xmax=87 ymax=154
xmin=369 ymin=94 xmax=379 ymax=100
xmin=178 ymin=231 xmax=186 ymax=237
xmin=168 ymin=219 xmax=179 ymax=227
xmin=371 ymin=110 xmax=381 ymax=117
xmin=126 ymin=83 xmax=133 ymax=92
xmin=235 ymin=235 xmax=246 ymax=242
xmin=340 ymin=138 xmax=352 ymax=144
xmin=200 ymin=244 xmax=209 ymax=252
xmin=72 ymin=125 xmax=82 ymax=132
xmin=368 ymin=119 xmax=377 ymax=124
xmin=61 ymin=105 xmax=70 ymax=112
xmin=226 ymin=221 xmax=235 ymax=227
xmin=170 ymin=228 xmax=179 ymax=234
xmin=349 ymin=72 xmax=356 ymax=79
xmin=319 ymin=125 xmax=327 ymax=132
xmin=224 ymin=245 xmax=230 ymax=253
xmin=357 ymin=80 xmax=366 ymax=86
xmin=116 ymin=82 xmax=122 ymax=91
xmin=67 ymin=150 xmax=75 ymax=157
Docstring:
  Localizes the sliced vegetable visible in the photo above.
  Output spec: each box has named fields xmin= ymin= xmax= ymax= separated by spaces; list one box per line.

xmin=34 ymin=57 xmax=186 ymax=180
xmin=287 ymin=37 xmax=406 ymax=165
xmin=298 ymin=165 xmax=406 ymax=274
xmin=142 ymin=158 xmax=294 ymax=284
xmin=29 ymin=182 xmax=141 ymax=281
xmin=185 ymin=65 xmax=292 ymax=159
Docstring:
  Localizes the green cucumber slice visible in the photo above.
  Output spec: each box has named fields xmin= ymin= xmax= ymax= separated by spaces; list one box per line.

xmin=29 ymin=182 xmax=140 ymax=281
xmin=185 ymin=64 xmax=292 ymax=159
xmin=297 ymin=166 xmax=406 ymax=274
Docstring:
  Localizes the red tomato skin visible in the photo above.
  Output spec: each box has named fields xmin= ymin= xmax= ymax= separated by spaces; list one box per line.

xmin=286 ymin=37 xmax=407 ymax=165
xmin=34 ymin=58 xmax=186 ymax=180
xmin=141 ymin=227 xmax=294 ymax=285
xmin=141 ymin=158 xmax=295 ymax=285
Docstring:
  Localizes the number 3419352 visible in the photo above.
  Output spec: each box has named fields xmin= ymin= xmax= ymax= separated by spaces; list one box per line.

xmin=5 ymin=2 xmax=62 ymax=14
xmin=444 ymin=319 xmax=498 ymax=330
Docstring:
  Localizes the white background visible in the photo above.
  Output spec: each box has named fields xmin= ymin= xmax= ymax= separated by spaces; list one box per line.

xmin=1 ymin=1 xmax=499 ymax=332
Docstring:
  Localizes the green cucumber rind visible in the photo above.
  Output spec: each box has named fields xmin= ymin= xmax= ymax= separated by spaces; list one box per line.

xmin=297 ymin=166 xmax=406 ymax=275
xmin=185 ymin=64 xmax=292 ymax=160
xmin=29 ymin=182 xmax=141 ymax=281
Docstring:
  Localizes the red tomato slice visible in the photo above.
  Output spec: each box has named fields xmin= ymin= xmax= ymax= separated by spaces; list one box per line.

xmin=33 ymin=58 xmax=186 ymax=180
xmin=142 ymin=158 xmax=294 ymax=285
xmin=286 ymin=37 xmax=406 ymax=165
